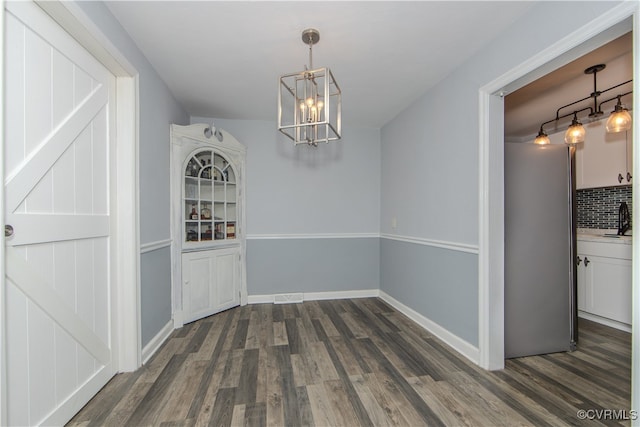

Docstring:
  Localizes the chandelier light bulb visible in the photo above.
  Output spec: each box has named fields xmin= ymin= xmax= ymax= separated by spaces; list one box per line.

xmin=606 ymin=100 xmax=632 ymax=133
xmin=564 ymin=114 xmax=585 ymax=145
xmin=534 ymin=128 xmax=550 ymax=145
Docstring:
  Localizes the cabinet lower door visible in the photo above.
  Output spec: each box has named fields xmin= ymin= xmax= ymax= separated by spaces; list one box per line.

xmin=182 ymin=247 xmax=241 ymax=324
xmin=577 ymin=257 xmax=587 ymax=311
xmin=585 ymin=255 xmax=632 ymax=324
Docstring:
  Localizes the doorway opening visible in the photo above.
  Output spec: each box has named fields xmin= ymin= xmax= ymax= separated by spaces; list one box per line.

xmin=478 ymin=1 xmax=638 ymax=387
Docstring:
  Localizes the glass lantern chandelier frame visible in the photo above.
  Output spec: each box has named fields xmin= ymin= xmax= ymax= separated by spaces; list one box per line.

xmin=534 ymin=63 xmax=632 ymax=145
xmin=278 ymin=28 xmax=342 ymax=147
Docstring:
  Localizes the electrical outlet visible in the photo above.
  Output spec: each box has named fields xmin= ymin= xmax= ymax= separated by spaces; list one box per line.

xmin=391 ymin=217 xmax=397 ymax=229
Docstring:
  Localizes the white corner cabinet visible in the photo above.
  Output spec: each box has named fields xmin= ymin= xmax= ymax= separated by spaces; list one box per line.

xmin=543 ymin=116 xmax=632 ymax=189
xmin=170 ymin=123 xmax=247 ymax=327
xmin=576 ymin=236 xmax=631 ymax=331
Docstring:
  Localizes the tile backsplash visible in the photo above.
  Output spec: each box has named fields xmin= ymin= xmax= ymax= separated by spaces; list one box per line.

xmin=576 ymin=185 xmax=632 ymax=230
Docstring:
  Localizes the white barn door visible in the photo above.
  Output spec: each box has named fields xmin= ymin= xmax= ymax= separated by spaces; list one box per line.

xmin=4 ymin=2 xmax=117 ymax=425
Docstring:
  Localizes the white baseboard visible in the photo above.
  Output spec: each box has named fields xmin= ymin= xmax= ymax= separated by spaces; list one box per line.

xmin=248 ymin=289 xmax=380 ymax=305
xmin=305 ymin=289 xmax=380 ymax=301
xmin=578 ymin=310 xmax=631 ymax=333
xmin=173 ymin=310 xmax=184 ymax=329
xmin=378 ymin=291 xmax=480 ymax=365
xmin=141 ymin=320 xmax=174 ymax=364
xmin=247 ymin=294 xmax=276 ymax=304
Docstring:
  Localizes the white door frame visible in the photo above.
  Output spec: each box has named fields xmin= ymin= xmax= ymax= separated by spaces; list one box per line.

xmin=1 ymin=1 xmax=6 ymax=424
xmin=478 ymin=0 xmax=639 ymax=412
xmin=0 ymin=1 xmax=140 ymax=421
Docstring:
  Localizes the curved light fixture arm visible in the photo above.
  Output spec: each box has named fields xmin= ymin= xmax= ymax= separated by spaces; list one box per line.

xmin=559 ymin=106 xmax=593 ymax=123
xmin=539 ymin=106 xmax=593 ymax=134
xmin=551 ymin=64 xmax=632 ymax=121
xmin=598 ymin=91 xmax=633 ymax=112
xmin=555 ymin=95 xmax=593 ymax=120
xmin=599 ymin=79 xmax=633 ymax=95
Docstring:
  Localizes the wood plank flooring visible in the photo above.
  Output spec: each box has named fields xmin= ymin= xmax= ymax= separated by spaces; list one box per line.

xmin=68 ymin=298 xmax=631 ymax=426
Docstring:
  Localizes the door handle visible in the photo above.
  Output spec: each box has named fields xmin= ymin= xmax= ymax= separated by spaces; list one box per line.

xmin=618 ymin=173 xmax=624 ymax=183
xmin=584 ymin=257 xmax=590 ymax=266
xmin=627 ymin=172 xmax=632 ymax=182
xmin=577 ymin=256 xmax=582 ymax=265
xmin=5 ymin=224 xmax=13 ymax=237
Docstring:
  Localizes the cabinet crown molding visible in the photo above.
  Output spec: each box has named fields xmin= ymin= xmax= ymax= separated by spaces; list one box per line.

xmin=171 ymin=123 xmax=247 ymax=154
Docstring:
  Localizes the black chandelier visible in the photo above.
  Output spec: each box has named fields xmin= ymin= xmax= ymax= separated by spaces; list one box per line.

xmin=534 ymin=63 xmax=632 ymax=145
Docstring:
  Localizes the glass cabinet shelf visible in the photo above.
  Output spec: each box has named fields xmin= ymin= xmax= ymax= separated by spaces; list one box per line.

xmin=183 ymin=149 xmax=238 ymax=244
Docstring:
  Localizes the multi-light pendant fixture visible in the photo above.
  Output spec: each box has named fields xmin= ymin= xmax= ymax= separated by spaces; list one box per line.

xmin=278 ymin=28 xmax=342 ymax=147
xmin=534 ymin=63 xmax=633 ymax=145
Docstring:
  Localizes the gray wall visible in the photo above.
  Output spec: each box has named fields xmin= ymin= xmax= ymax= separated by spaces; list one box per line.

xmin=248 ymin=238 xmax=379 ymax=295
xmin=379 ymin=1 xmax=623 ymax=346
xmin=380 ymin=239 xmax=478 ymax=345
xmin=191 ymin=117 xmax=381 ymax=235
xmin=75 ymin=2 xmax=189 ymax=348
xmin=191 ymin=117 xmax=381 ymax=295
xmin=139 ymin=247 xmax=172 ymax=345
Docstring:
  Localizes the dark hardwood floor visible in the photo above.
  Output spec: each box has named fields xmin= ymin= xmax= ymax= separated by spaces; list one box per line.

xmin=68 ymin=298 xmax=631 ymax=426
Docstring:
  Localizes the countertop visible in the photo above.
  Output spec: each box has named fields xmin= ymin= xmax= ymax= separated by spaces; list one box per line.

xmin=577 ymin=228 xmax=632 ymax=245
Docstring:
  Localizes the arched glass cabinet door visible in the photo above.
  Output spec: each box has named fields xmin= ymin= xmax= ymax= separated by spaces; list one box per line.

xmin=183 ymin=148 xmax=237 ymax=244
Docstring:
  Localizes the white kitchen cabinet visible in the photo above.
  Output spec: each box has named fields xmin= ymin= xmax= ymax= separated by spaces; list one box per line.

xmin=182 ymin=247 xmax=241 ymax=324
xmin=577 ymin=238 xmax=631 ymax=330
xmin=574 ymin=119 xmax=632 ymax=189
xmin=543 ymin=117 xmax=632 ymax=189
xmin=171 ymin=123 xmax=247 ymax=327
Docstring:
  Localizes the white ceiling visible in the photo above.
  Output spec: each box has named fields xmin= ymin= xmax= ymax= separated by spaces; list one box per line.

xmin=105 ymin=1 xmax=536 ymax=128
xmin=105 ymin=2 xmax=633 ymax=137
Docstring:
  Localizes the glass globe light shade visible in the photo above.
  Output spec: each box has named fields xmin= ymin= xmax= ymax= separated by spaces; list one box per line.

xmin=606 ymin=105 xmax=632 ymax=133
xmin=564 ymin=116 xmax=585 ymax=145
xmin=534 ymin=129 xmax=550 ymax=145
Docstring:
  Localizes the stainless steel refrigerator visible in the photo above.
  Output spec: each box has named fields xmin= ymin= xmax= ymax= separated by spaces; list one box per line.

xmin=504 ymin=143 xmax=577 ymax=358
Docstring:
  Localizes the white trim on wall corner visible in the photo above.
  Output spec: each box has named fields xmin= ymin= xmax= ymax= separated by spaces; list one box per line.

xmin=378 ymin=291 xmax=480 ymax=365
xmin=381 ymin=233 xmax=479 ymax=254
xmin=247 ymin=233 xmax=380 ymax=240
xmin=140 ymin=238 xmax=172 ymax=254
xmin=141 ymin=319 xmax=174 ymax=365
xmin=247 ymin=289 xmax=380 ymax=305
